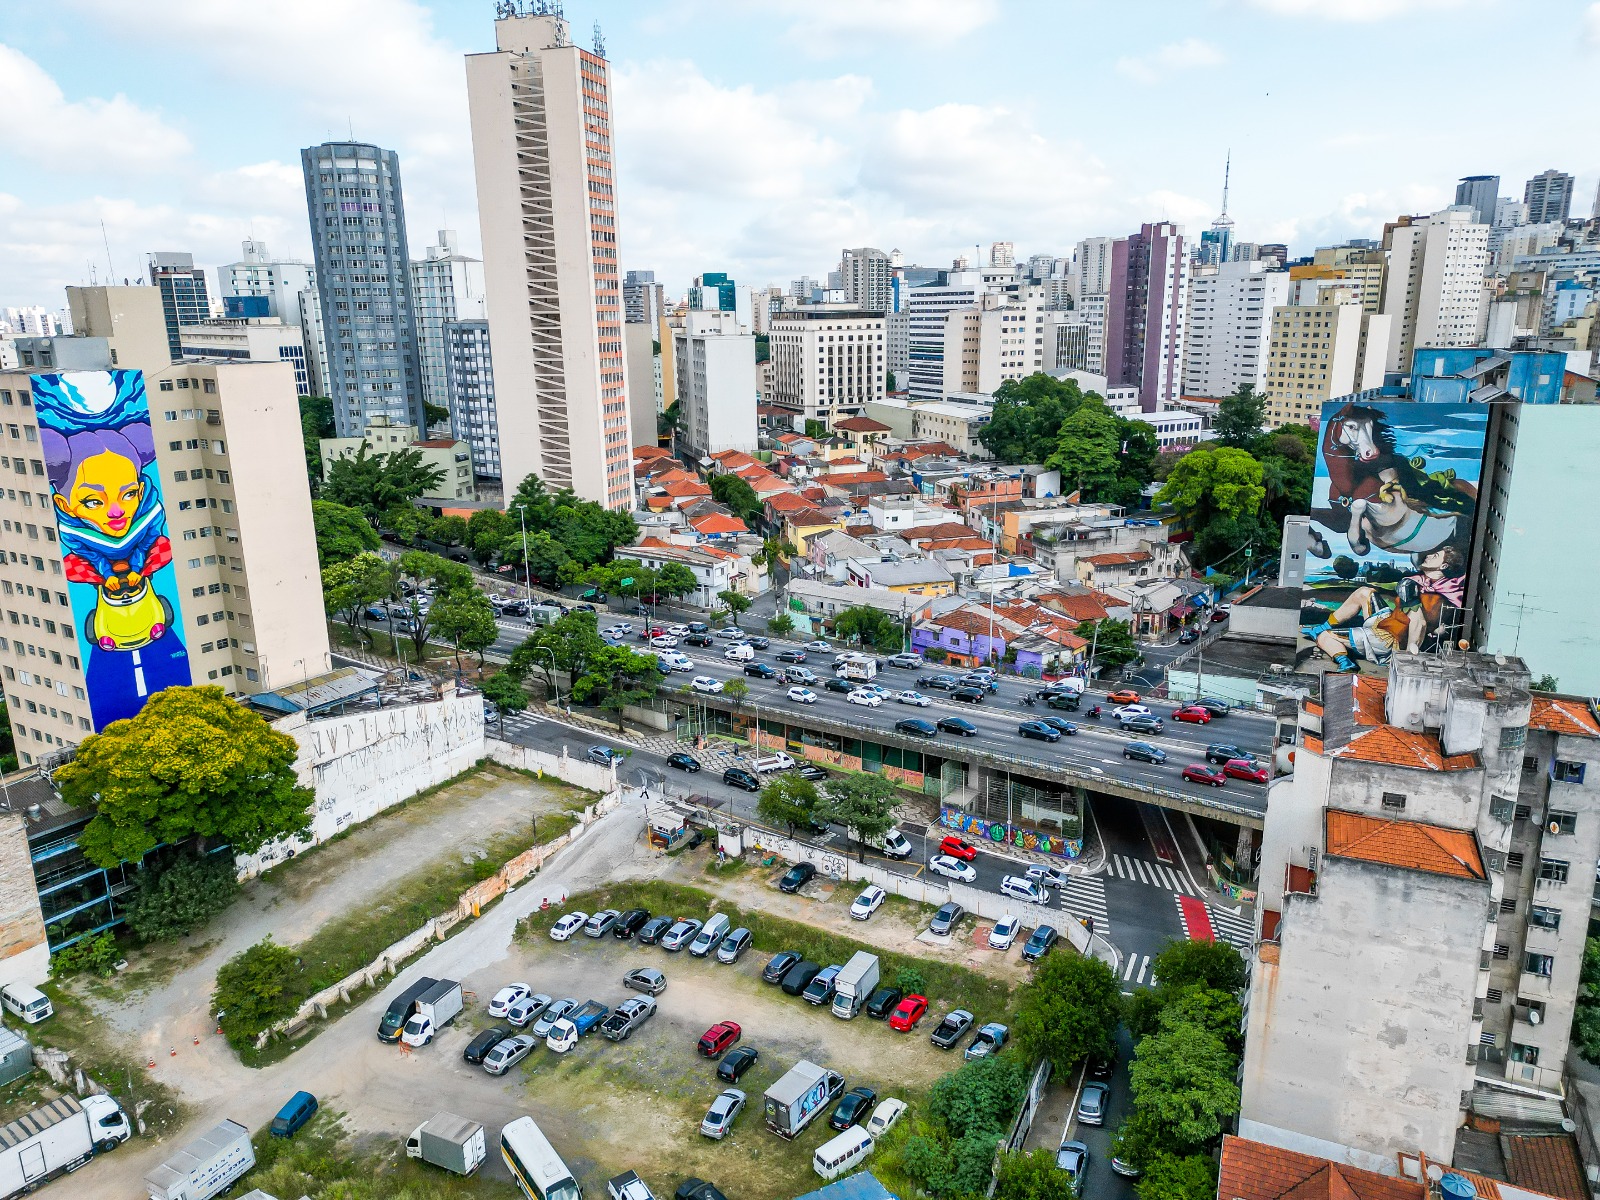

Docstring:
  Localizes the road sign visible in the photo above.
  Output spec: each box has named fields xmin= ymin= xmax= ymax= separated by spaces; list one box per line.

xmin=620 ymin=577 xmax=635 ymax=587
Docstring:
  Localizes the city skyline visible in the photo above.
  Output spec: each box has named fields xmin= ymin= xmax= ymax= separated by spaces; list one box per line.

xmin=4 ymin=0 xmax=1600 ymax=306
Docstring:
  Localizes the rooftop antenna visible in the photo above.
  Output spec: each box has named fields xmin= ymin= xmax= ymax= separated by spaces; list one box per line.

xmin=1220 ymin=150 xmax=1231 ymax=217
xmin=99 ymin=219 xmax=116 ymax=282
xmin=593 ymin=20 xmax=605 ymax=57
xmin=1500 ymin=591 xmax=1554 ymax=656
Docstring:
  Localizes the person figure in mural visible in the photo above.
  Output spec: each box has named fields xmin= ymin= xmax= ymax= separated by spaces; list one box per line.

xmin=1302 ymin=545 xmax=1467 ymax=671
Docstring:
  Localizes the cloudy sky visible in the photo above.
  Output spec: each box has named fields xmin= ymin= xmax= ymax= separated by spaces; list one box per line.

xmin=3 ymin=0 xmax=1598 ymax=310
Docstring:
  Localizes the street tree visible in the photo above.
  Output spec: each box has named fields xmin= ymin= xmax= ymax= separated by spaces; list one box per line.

xmin=718 ymin=590 xmax=752 ymax=623
xmin=721 ymin=677 xmax=750 ymax=706
xmin=312 ymin=500 xmax=379 ymax=567
xmin=429 ymin=514 xmax=469 ymax=549
xmin=1014 ymin=953 xmax=1122 ymax=1072
xmin=509 ymin=611 xmax=608 ymax=696
xmin=834 ymin=605 xmax=902 ymax=652
xmin=1048 ymin=400 xmax=1123 ymax=500
xmin=569 ymin=644 xmax=660 ymax=729
xmin=1135 ymin=1153 xmax=1218 ymax=1200
xmin=756 ymin=773 xmax=821 ymax=836
xmin=709 ymin=472 xmax=763 ymax=522
xmin=1126 ymin=1019 xmax=1240 ymax=1156
xmin=427 ymin=587 xmax=499 ymax=671
xmin=1150 ymin=938 xmax=1248 ymax=993
xmin=322 ymin=552 xmax=392 ymax=642
xmin=1076 ymin=617 xmax=1139 ymax=671
xmin=656 ymin=561 xmax=698 ymax=599
xmin=978 ymin=374 xmax=1087 ymax=462
xmin=481 ymin=671 xmax=529 ymax=730
xmin=379 ymin=503 xmax=428 ymax=546
xmin=299 ymin=395 xmax=335 ymax=487
xmin=61 ymin=686 xmax=313 ymax=867
xmin=995 ymin=1149 xmax=1077 ymax=1200
xmin=821 ymin=772 xmax=898 ymax=861
xmin=767 ymin=612 xmax=795 ymax=635
xmin=466 ymin=508 xmax=512 ymax=565
xmin=1213 ymin=385 xmax=1266 ymax=449
xmin=212 ymin=937 xmax=302 ymax=1050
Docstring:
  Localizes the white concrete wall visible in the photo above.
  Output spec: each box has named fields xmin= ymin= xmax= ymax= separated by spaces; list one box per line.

xmin=485 ymin=737 xmax=619 ymax=793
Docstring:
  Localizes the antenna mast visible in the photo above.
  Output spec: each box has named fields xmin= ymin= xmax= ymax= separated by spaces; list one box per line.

xmin=1220 ymin=150 xmax=1231 ymax=216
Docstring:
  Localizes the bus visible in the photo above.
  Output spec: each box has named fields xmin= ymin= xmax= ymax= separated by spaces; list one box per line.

xmin=501 ymin=1117 xmax=581 ymax=1200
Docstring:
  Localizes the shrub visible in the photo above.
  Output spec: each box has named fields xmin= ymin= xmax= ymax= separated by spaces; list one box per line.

xmin=125 ymin=852 xmax=241 ymax=942
xmin=50 ymin=931 xmax=120 ymax=978
xmin=212 ymin=937 xmax=303 ymax=1049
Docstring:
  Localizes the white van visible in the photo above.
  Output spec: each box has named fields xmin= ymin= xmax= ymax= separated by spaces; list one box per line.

xmin=1 ymin=982 xmax=52 ymax=1023
xmin=813 ymin=1125 xmax=874 ymax=1180
xmin=688 ymin=913 xmax=731 ymax=957
xmin=723 ymin=643 xmax=755 ymax=661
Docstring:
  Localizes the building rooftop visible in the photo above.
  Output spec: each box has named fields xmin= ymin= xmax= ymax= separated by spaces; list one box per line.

xmin=834 ymin=416 xmax=891 ymax=433
xmin=1236 ymin=584 xmax=1303 ymax=611
xmin=1527 ymin=696 xmax=1600 ymax=738
xmin=794 ymin=1171 xmax=897 ymax=1200
xmin=850 ymin=558 xmax=954 ymax=587
xmin=1218 ymin=1135 xmax=1422 ymax=1200
xmin=1325 ymin=809 xmax=1485 ymax=880
xmin=1081 ymin=550 xmax=1152 ymax=567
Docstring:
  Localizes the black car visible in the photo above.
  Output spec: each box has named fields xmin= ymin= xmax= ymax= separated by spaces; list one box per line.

xmin=613 ymin=908 xmax=652 ymax=939
xmin=864 ymin=985 xmax=903 ymax=1019
xmin=1039 ymin=716 xmax=1078 ymax=736
xmin=778 ymin=862 xmax=817 ymax=893
xmin=666 ymin=752 xmax=702 ymax=772
xmin=1124 ymin=741 xmax=1167 ymax=764
xmin=1177 ymin=628 xmax=1198 ymax=645
xmin=824 ymin=677 xmax=854 ymax=694
xmin=938 ymin=716 xmax=978 ymax=737
xmin=1045 ymin=691 xmax=1080 ymax=711
xmin=717 ymin=1045 xmax=760 ymax=1083
xmin=1193 ymin=697 xmax=1232 ymax=716
xmin=637 ymin=915 xmax=676 ymax=945
xmin=684 ymin=633 xmax=714 ymax=647
xmin=776 ymin=649 xmax=807 ymax=663
xmin=1021 ymin=924 xmax=1059 ymax=962
xmin=951 ymin=686 xmax=986 ymax=704
xmin=919 ymin=674 xmax=960 ymax=691
xmin=829 ymin=1087 xmax=878 ymax=1131
xmin=676 ymin=1180 xmax=729 ymax=1200
xmin=797 ymin=764 xmax=828 ymax=781
xmin=1121 ymin=714 xmax=1164 ymax=734
xmin=762 ymin=950 xmax=803 ymax=983
xmin=895 ymin=718 xmax=938 ymax=738
xmin=724 ymin=766 xmax=761 ymax=791
xmin=780 ymin=960 xmax=822 ymax=996
xmin=1018 ymin=720 xmax=1061 ymax=742
xmin=745 ymin=662 xmax=778 ymax=679
xmin=463 ymin=1024 xmax=512 ymax=1064
xmin=1206 ymin=743 xmax=1251 ymax=765
xmin=745 ymin=636 xmax=770 ymax=649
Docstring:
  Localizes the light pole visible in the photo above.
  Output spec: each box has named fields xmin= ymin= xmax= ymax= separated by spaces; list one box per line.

xmin=519 ymin=505 xmax=531 ymax=606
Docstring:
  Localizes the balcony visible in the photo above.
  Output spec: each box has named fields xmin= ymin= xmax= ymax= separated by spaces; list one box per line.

xmin=1519 ymin=970 xmax=1555 ymax=999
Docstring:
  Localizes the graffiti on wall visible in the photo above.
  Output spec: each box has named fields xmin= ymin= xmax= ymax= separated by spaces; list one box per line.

xmin=940 ymin=807 xmax=1082 ymax=860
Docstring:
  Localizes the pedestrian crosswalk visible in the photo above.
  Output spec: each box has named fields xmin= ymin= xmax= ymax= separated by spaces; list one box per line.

xmin=1120 ymin=952 xmax=1155 ymax=987
xmin=1207 ymin=904 xmax=1256 ymax=954
xmin=1057 ymin=876 xmax=1110 ymax=940
xmin=495 ymin=711 xmax=544 ymax=733
xmin=1108 ymin=853 xmax=1197 ymax=895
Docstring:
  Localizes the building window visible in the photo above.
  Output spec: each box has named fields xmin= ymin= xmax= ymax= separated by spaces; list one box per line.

xmin=1490 ymin=795 xmax=1515 ymax=823
xmin=1538 ymin=858 xmax=1570 ymax=884
xmin=1553 ymin=760 xmax=1587 ymax=784
xmin=1485 ymin=988 xmax=1503 ymax=1005
xmin=1499 ymin=897 xmax=1517 ymax=914
xmin=1380 ymin=792 xmax=1407 ymax=811
xmin=1528 ymin=905 xmax=1561 ymax=931
xmin=1523 ymin=953 xmax=1555 ymax=978
xmin=1523 ymin=754 xmax=1538 ymax=773
xmin=1514 ymin=803 xmax=1532 ymax=822
xmin=1548 ymin=810 xmax=1577 ymax=835
xmin=1494 ymin=943 xmax=1510 ymax=960
xmin=1506 ymin=851 xmax=1524 ymax=870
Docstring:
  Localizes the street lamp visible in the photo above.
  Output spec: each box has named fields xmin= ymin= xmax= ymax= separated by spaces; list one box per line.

xmin=518 ymin=505 xmax=531 ymax=606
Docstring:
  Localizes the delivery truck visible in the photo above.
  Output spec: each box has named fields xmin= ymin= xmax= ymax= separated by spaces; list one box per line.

xmin=400 ymin=979 xmax=464 ymax=1047
xmin=144 ymin=1119 xmax=254 ymax=1200
xmin=763 ymin=1060 xmax=845 ymax=1139
xmin=377 ymin=975 xmax=438 ymax=1042
xmin=405 ymin=1113 xmax=487 ymax=1176
xmin=0 ymin=1094 xmax=130 ymax=1199
xmin=830 ymin=952 xmax=880 ymax=1019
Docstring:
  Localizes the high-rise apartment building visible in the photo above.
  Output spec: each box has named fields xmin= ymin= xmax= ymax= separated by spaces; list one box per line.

xmin=147 ymin=253 xmax=210 ymax=362
xmin=623 ymin=322 xmax=656 ymax=452
xmin=178 ymin=319 xmax=311 ymax=395
xmin=623 ymin=270 xmax=664 ymax=328
xmin=886 ymin=312 xmax=910 ymax=385
xmin=768 ymin=307 xmax=886 ymax=426
xmin=840 ymin=248 xmax=892 ymax=313
xmin=466 ymin=7 xmax=633 ymax=508
xmin=1262 ymin=289 xmax=1391 ymax=428
xmin=410 ymin=229 xmax=486 ymax=434
xmin=445 ymin=319 xmax=499 ymax=480
xmin=1454 ymin=174 xmax=1500 ymax=226
xmin=1107 ymin=222 xmax=1187 ymax=412
xmin=300 ymin=141 xmax=425 ymax=437
xmin=1308 ymin=245 xmax=1386 ymax=312
xmin=1523 ymin=169 xmax=1574 ymax=225
xmin=1381 ymin=206 xmax=1490 ymax=372
xmin=1043 ymin=305 xmax=1104 ymax=375
xmin=675 ymin=310 xmax=757 ymax=460
xmin=221 ymin=240 xmax=315 ymax=328
xmin=988 ymin=242 xmax=1014 ymax=269
xmin=904 ymin=270 xmax=988 ymax=402
xmin=1182 ymin=260 xmax=1290 ymax=399
xmin=1074 ymin=236 xmax=1115 ymax=302
xmin=1242 ymin=653 xmax=1600 ymax=1168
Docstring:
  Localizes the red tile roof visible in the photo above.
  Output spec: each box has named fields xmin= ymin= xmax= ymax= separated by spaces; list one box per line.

xmin=1032 ymin=592 xmax=1113 ymax=623
xmin=784 ymin=507 xmax=836 ymax=527
xmin=414 ymin=438 xmax=459 ymax=448
xmin=1503 ymin=1135 xmax=1590 ymax=1200
xmin=766 ymin=492 xmax=814 ymax=513
xmin=834 ymin=416 xmax=891 ymax=432
xmin=1081 ymin=550 xmax=1152 ymax=567
xmin=691 ymin=513 xmax=747 ymax=535
xmin=661 ymin=480 xmax=711 ymax=498
xmin=822 ymin=471 xmax=888 ymax=486
xmin=1333 ymin=725 xmax=1479 ymax=771
xmin=1529 ymin=696 xmax=1600 ymax=738
xmin=633 ymin=445 xmax=672 ymax=460
xmin=902 ymin=522 xmax=977 ymax=543
xmin=1219 ymin=1136 xmax=1423 ymax=1200
xmin=1324 ymin=809 xmax=1484 ymax=880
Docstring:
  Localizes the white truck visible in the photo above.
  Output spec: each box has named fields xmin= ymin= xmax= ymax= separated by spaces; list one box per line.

xmin=830 ymin=951 xmax=881 ymax=1019
xmin=400 ymin=979 xmax=465 ymax=1047
xmin=0 ymin=1094 xmax=130 ymax=1199
xmin=609 ymin=1169 xmax=659 ymax=1200
xmin=405 ymin=1113 xmax=487 ymax=1176
xmin=834 ymin=655 xmax=877 ymax=682
xmin=144 ymin=1119 xmax=255 ymax=1200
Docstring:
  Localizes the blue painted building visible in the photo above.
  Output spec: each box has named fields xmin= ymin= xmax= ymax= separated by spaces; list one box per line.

xmin=1407 ymin=346 xmax=1567 ymax=405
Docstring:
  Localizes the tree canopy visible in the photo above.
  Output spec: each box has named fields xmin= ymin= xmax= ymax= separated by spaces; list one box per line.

xmin=321 ymin=444 xmax=446 ymax=521
xmin=1014 ymin=952 xmax=1122 ymax=1072
xmin=312 ymin=500 xmax=379 ymax=567
xmin=821 ymin=772 xmax=899 ymax=861
xmin=709 ymin=472 xmax=763 ymax=522
xmin=322 ymin=551 xmax=393 ymax=640
xmin=568 ymin=644 xmax=660 ymax=729
xmin=978 ymin=374 xmax=1087 ymax=462
xmin=506 ymin=472 xmax=636 ymax=567
xmin=833 ymin=605 xmax=903 ymax=652
xmin=757 ymin=773 xmax=821 ymax=836
xmin=1213 ymin=385 xmax=1267 ymax=449
xmin=426 ymin=587 xmax=499 ymax=670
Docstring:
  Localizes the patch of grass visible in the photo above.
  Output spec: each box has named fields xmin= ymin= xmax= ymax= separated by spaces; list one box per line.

xmin=520 ymin=880 xmax=1016 ymax=1020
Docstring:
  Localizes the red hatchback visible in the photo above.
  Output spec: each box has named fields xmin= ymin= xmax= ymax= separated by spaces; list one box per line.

xmin=1224 ymin=758 xmax=1269 ymax=784
xmin=1171 ymin=706 xmax=1212 ymax=725
xmin=938 ymin=835 xmax=978 ymax=862
xmin=889 ymin=994 xmax=928 ymax=1031
xmin=697 ymin=1021 xmax=742 ymax=1058
xmin=1181 ymin=764 xmax=1227 ymax=788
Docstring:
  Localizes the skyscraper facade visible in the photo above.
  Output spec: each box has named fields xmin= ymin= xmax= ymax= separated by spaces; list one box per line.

xmin=410 ymin=229 xmax=486 ymax=433
xmin=299 ymin=141 xmax=425 ymax=436
xmin=147 ymin=252 xmax=210 ymax=362
xmin=840 ymin=247 xmax=892 ymax=313
xmin=1381 ymin=206 xmax=1490 ymax=372
xmin=445 ymin=319 xmax=499 ymax=481
xmin=465 ymin=7 xmax=634 ymax=508
xmin=623 ymin=269 xmax=664 ymax=327
xmin=1453 ymin=174 xmax=1499 ymax=226
xmin=221 ymin=239 xmax=314 ymax=327
xmin=1523 ymin=169 xmax=1574 ymax=225
xmin=1106 ymin=222 xmax=1187 ymax=412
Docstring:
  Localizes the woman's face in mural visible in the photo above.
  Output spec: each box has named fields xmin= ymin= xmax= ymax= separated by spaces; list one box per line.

xmin=52 ymin=450 xmax=144 ymax=536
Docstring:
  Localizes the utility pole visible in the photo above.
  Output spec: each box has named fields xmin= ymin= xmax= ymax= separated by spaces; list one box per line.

xmin=519 ymin=505 xmax=531 ymax=605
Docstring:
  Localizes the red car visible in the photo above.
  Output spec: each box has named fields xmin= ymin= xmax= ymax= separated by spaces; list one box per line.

xmin=637 ymin=626 xmax=665 ymax=640
xmin=938 ymin=835 xmax=978 ymax=862
xmin=1106 ymin=689 xmax=1141 ymax=705
xmin=1171 ymin=705 xmax=1212 ymax=725
xmin=889 ymin=994 xmax=928 ymax=1031
xmin=697 ymin=1021 xmax=742 ymax=1057
xmin=1210 ymin=608 xmax=1230 ymax=623
xmin=1181 ymin=764 xmax=1227 ymax=788
xmin=1224 ymin=758 xmax=1269 ymax=784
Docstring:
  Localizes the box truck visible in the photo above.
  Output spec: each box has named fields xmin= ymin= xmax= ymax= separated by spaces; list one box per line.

xmin=830 ymin=952 xmax=880 ymax=1019
xmin=144 ymin=1119 xmax=254 ymax=1200
xmin=400 ymin=979 xmax=464 ymax=1047
xmin=377 ymin=975 xmax=437 ymax=1042
xmin=405 ymin=1113 xmax=487 ymax=1176
xmin=0 ymin=1094 xmax=130 ymax=1199
xmin=763 ymin=1061 xmax=844 ymax=1139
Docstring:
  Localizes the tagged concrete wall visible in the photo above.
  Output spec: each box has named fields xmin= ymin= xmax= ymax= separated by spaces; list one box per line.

xmin=0 ymin=814 xmax=48 ymax=991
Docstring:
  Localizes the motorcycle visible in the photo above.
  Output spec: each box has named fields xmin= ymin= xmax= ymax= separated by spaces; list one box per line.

xmin=1086 ymin=705 xmax=1102 ymax=719
xmin=1021 ymin=694 xmax=1036 ymax=707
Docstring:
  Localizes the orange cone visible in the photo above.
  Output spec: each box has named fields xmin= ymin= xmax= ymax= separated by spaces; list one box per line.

xmin=193 ymin=1035 xmax=200 ymax=1045
xmin=169 ymin=1047 xmax=177 ymax=1057
xmin=146 ymin=1057 xmax=155 ymax=1069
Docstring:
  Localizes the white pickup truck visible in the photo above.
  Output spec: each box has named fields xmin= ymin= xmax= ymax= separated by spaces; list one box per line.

xmin=756 ymin=752 xmax=796 ymax=772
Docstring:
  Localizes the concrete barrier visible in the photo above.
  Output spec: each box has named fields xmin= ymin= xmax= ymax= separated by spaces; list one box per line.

xmin=486 ymin=737 xmax=619 ymax=792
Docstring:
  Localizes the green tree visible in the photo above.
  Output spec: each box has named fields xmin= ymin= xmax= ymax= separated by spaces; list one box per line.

xmin=710 ymin=473 xmax=763 ymax=522
xmin=1572 ymin=939 xmax=1600 ymax=1063
xmin=656 ymin=561 xmax=698 ymax=599
xmin=1213 ymin=384 xmax=1266 ymax=449
xmin=1126 ymin=1020 xmax=1240 ymax=1156
xmin=721 ymin=677 xmax=750 ymax=706
xmin=480 ymin=671 xmax=529 ymax=730
xmin=1014 ymin=953 xmax=1122 ymax=1072
xmin=429 ymin=514 xmax=469 ymax=549
xmin=322 ymin=552 xmax=392 ymax=642
xmin=569 ymin=644 xmax=660 ymax=729
xmin=756 ymin=773 xmax=821 ymax=836
xmin=767 ymin=612 xmax=795 ymax=636
xmin=834 ymin=605 xmax=902 ymax=652
xmin=427 ymin=587 xmax=499 ymax=671
xmin=299 ymin=395 xmax=335 ymax=487
xmin=977 ymin=374 xmax=1087 ymax=462
xmin=515 ymin=531 xmax=571 ymax=585
xmin=466 ymin=508 xmax=513 ymax=566
xmin=928 ymin=1054 xmax=1028 ymax=1138
xmin=311 ymin=500 xmax=379 ymax=568
xmin=322 ymin=444 xmax=446 ymax=521
xmin=886 ymin=369 xmax=896 ymax=392
xmin=995 ymin=1148 xmax=1076 ymax=1200
xmin=60 ymin=686 xmax=313 ymax=867
xmin=1154 ymin=445 xmax=1268 ymax=566
xmin=212 ymin=937 xmax=303 ymax=1050
xmin=1077 ymin=618 xmax=1139 ymax=671
xmin=1532 ymin=673 xmax=1559 ymax=692
xmin=1049 ymin=400 xmax=1123 ymax=499
xmin=1150 ymin=938 xmax=1249 ymax=994
xmin=50 ymin=931 xmax=120 ymax=978
xmin=380 ymin=502 xmax=428 ymax=545
xmin=510 ymin=611 xmax=608 ymax=694
xmin=718 ymin=590 xmax=752 ymax=623
xmin=422 ymin=399 xmax=450 ymax=431
xmin=1136 ymin=1153 xmax=1219 ymax=1200
xmin=821 ymin=772 xmax=898 ymax=862
xmin=1155 ymin=984 xmax=1245 ymax=1053
xmin=124 ymin=852 xmax=240 ymax=942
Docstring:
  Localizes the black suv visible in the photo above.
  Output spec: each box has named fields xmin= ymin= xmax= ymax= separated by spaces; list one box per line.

xmin=463 ymin=1025 xmax=512 ymax=1063
xmin=762 ymin=950 xmax=802 ymax=983
xmin=1045 ymin=691 xmax=1080 ymax=711
xmin=684 ymin=633 xmax=714 ymax=647
xmin=1123 ymin=742 xmax=1167 ymax=764
xmin=723 ymin=766 xmax=760 ymax=791
xmin=612 ymin=908 xmax=652 ymax=939
xmin=745 ymin=662 xmax=777 ymax=679
xmin=864 ymin=985 xmax=903 ymax=1019
xmin=1206 ymin=743 xmax=1251 ymax=765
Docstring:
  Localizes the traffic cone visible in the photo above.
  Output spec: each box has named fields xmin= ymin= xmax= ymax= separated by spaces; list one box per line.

xmin=169 ymin=1047 xmax=177 ymax=1057
xmin=193 ymin=1035 xmax=200 ymax=1045
xmin=146 ymin=1057 xmax=155 ymax=1069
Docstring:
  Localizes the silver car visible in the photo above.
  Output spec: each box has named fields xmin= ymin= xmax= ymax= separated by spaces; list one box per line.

xmin=482 ymin=1033 xmax=537 ymax=1076
xmin=505 ymin=992 xmax=553 ymax=1028
xmin=531 ymin=998 xmax=578 ymax=1038
xmin=584 ymin=909 xmax=621 ymax=937
xmin=1077 ymin=1081 xmax=1108 ymax=1126
xmin=700 ymin=1088 xmax=747 ymax=1139
xmin=659 ymin=919 xmax=703 ymax=952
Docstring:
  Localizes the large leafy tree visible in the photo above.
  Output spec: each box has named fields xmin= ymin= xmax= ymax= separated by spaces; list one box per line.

xmin=429 ymin=514 xmax=469 ymax=549
xmin=507 ymin=472 xmax=637 ymax=567
xmin=1155 ymin=445 xmax=1269 ymax=566
xmin=1213 ymin=384 xmax=1266 ymax=449
xmin=1135 ymin=1152 xmax=1219 ymax=1200
xmin=311 ymin=500 xmax=379 ymax=568
xmin=466 ymin=508 xmax=513 ymax=566
xmin=510 ymin=611 xmax=608 ymax=694
xmin=717 ymin=590 xmax=752 ymax=623
xmin=322 ymin=444 xmax=446 ymax=521
xmin=322 ymin=551 xmax=393 ymax=641
xmin=1049 ymin=401 xmax=1123 ymax=499
xmin=656 ymin=561 xmax=698 ymax=598
xmin=1014 ymin=953 xmax=1122 ymax=1072
xmin=833 ymin=605 xmax=902 ymax=652
xmin=1075 ymin=618 xmax=1139 ymax=671
xmin=61 ymin=686 xmax=313 ymax=866
xmin=299 ymin=395 xmax=335 ymax=488
xmin=427 ymin=587 xmax=499 ymax=670
xmin=977 ymin=374 xmax=1087 ymax=462
xmin=821 ymin=772 xmax=898 ymax=861
xmin=710 ymin=473 xmax=763 ymax=522
xmin=212 ymin=937 xmax=302 ymax=1049
xmin=1150 ymin=938 xmax=1249 ymax=993
xmin=995 ymin=1149 xmax=1076 ymax=1200
xmin=480 ymin=671 xmax=529 ymax=730
xmin=569 ymin=644 xmax=660 ymax=729
xmin=124 ymin=852 xmax=240 ymax=942
xmin=756 ymin=773 xmax=821 ymax=836
xmin=1125 ymin=1018 xmax=1240 ymax=1157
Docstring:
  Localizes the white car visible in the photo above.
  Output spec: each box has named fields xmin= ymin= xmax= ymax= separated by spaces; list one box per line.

xmin=482 ymin=1033 xmax=537 ymax=1076
xmin=847 ymin=688 xmax=883 ymax=707
xmin=659 ymin=652 xmax=695 ymax=671
xmin=787 ymin=686 xmax=818 ymax=704
xmin=1000 ymin=874 xmax=1049 ymax=905
xmin=895 ymin=690 xmax=931 ymax=706
xmin=1112 ymin=703 xmax=1154 ymax=721
xmin=603 ymin=623 xmax=632 ymax=638
xmin=805 ymin=640 xmax=831 ymax=651
xmin=488 ymin=983 xmax=531 ymax=1018
xmin=549 ymin=911 xmax=589 ymax=941
xmin=651 ymin=635 xmax=679 ymax=649
xmin=928 ymin=854 xmax=978 ymax=883
xmin=1025 ymin=864 xmax=1072 ymax=889
xmin=691 ymin=676 xmax=724 ymax=694
xmin=851 ymin=885 xmax=887 ymax=920
xmin=667 ymin=623 xmax=690 ymax=636
xmin=866 ymin=1098 xmax=907 ymax=1138
xmin=989 ymin=913 xmax=1021 ymax=951
xmin=723 ymin=644 xmax=755 ymax=661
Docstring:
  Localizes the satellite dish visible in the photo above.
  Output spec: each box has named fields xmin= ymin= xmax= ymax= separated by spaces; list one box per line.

xmin=1550 ymin=822 xmax=1561 ymax=835
xmin=1529 ymin=1009 xmax=1541 ymax=1024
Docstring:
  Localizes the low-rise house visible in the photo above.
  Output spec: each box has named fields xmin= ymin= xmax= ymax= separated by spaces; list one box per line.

xmin=614 ymin=539 xmax=733 ymax=609
xmin=785 ymin=578 xmax=933 ymax=632
xmin=806 ymin=530 xmax=882 ymax=581
xmin=844 ymin=556 xmax=955 ymax=597
xmin=1074 ymin=539 xmax=1189 ymax=588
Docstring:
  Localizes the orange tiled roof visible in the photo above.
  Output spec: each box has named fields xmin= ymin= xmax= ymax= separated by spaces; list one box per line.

xmin=823 ymin=470 xmax=888 ymax=486
xmin=661 ymin=480 xmax=711 ymax=498
xmin=636 ymin=536 xmax=673 ymax=549
xmin=766 ymin=492 xmax=814 ymax=513
xmin=1082 ymin=550 xmax=1152 ymax=567
xmin=1503 ymin=1135 xmax=1589 ymax=1200
xmin=1032 ymin=592 xmax=1112 ymax=622
xmin=784 ymin=507 xmax=836 ymax=527
xmin=834 ymin=416 xmax=891 ymax=432
xmin=1351 ymin=675 xmax=1388 ymax=725
xmin=1324 ymin=809 xmax=1484 ymax=880
xmin=633 ymin=445 xmax=671 ymax=460
xmin=902 ymin=522 xmax=976 ymax=543
xmin=1333 ymin=725 xmax=1479 ymax=771
xmin=749 ymin=475 xmax=792 ymax=494
xmin=692 ymin=514 xmax=747 ymax=535
xmin=1218 ymin=1136 xmax=1422 ymax=1200
xmin=1529 ymin=696 xmax=1600 ymax=738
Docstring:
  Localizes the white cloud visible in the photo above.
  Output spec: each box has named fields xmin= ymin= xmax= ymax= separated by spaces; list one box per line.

xmin=1584 ymin=2 xmax=1600 ymax=45
xmin=1115 ymin=39 xmax=1225 ymax=85
xmin=0 ymin=43 xmax=191 ymax=173
xmin=780 ymin=0 xmax=1000 ymax=55
xmin=1242 ymin=0 xmax=1478 ymax=20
